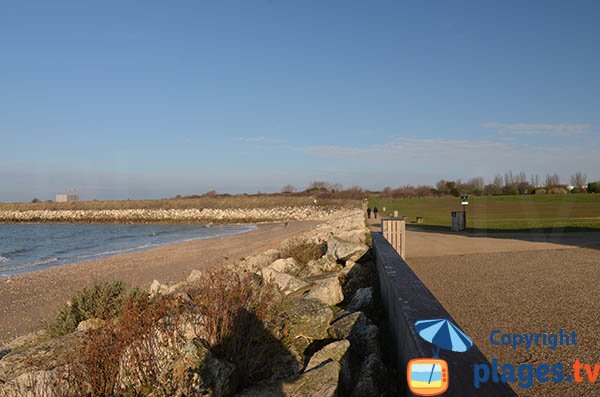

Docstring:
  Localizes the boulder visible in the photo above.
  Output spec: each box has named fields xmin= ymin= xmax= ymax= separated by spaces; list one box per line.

xmin=305 ymin=339 xmax=350 ymax=371
xmin=235 ymin=361 xmax=340 ymax=397
xmin=235 ymin=249 xmax=280 ymax=273
xmin=76 ymin=318 xmax=105 ymax=332
xmin=278 ymin=297 xmax=334 ymax=368
xmin=283 ymin=360 xmax=340 ymax=397
xmin=173 ymin=338 xmax=239 ymax=397
xmin=350 ymin=353 xmax=387 ymax=397
xmin=327 ymin=237 xmax=368 ymax=262
xmin=261 ymin=268 xmax=309 ymax=296
xmin=304 ymin=276 xmax=344 ymax=306
xmin=149 ymin=279 xmax=169 ymax=296
xmin=269 ymin=258 xmax=302 ymax=276
xmin=298 ymin=256 xmax=341 ymax=278
xmin=346 ymin=287 xmax=374 ymax=313
xmin=187 ymin=269 xmax=205 ymax=283
xmin=328 ymin=311 xmax=380 ymax=359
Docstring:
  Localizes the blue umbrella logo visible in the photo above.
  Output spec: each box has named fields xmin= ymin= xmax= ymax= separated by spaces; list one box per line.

xmin=415 ymin=318 xmax=473 ymax=357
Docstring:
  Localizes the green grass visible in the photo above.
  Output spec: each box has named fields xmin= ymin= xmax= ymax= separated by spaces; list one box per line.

xmin=369 ymin=194 xmax=600 ymax=231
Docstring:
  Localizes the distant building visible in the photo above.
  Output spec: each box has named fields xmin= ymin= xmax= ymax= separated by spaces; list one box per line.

xmin=55 ymin=194 xmax=79 ymax=203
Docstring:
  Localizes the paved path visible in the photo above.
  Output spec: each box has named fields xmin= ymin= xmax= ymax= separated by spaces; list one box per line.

xmin=367 ymin=217 xmax=599 ymax=258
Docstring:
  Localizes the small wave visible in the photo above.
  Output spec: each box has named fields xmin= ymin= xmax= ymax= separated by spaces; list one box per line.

xmin=75 ymin=243 xmax=157 ymax=260
xmin=27 ymin=258 xmax=59 ymax=267
xmin=1 ymin=247 xmax=32 ymax=257
xmin=0 ymin=256 xmax=9 ymax=263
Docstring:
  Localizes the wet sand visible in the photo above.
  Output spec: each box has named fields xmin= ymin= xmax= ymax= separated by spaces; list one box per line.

xmin=0 ymin=221 xmax=318 ymax=344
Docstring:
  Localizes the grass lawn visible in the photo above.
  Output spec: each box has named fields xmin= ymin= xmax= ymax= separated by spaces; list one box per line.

xmin=368 ymin=194 xmax=600 ymax=231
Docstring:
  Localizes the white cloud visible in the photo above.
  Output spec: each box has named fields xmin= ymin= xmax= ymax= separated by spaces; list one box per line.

xmin=232 ymin=136 xmax=266 ymax=142
xmin=482 ymin=122 xmax=592 ymax=136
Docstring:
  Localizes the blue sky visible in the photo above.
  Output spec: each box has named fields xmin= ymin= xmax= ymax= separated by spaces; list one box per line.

xmin=1 ymin=1 xmax=599 ymax=200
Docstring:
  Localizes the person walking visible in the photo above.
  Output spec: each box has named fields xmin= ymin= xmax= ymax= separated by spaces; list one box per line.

xmin=373 ymin=207 xmax=379 ymax=219
xmin=367 ymin=207 xmax=372 ymax=219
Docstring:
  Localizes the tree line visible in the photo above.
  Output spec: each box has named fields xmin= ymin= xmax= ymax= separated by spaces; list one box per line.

xmin=280 ymin=171 xmax=598 ymax=200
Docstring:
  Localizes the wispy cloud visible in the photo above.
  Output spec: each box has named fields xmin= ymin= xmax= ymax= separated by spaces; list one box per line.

xmin=232 ymin=136 xmax=266 ymax=142
xmin=297 ymin=135 xmax=599 ymax=183
xmin=482 ymin=122 xmax=592 ymax=136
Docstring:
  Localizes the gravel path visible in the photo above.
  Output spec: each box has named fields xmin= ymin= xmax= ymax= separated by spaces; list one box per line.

xmin=408 ymin=247 xmax=600 ymax=396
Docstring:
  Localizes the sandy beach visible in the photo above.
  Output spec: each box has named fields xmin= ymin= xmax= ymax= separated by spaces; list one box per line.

xmin=0 ymin=221 xmax=319 ymax=344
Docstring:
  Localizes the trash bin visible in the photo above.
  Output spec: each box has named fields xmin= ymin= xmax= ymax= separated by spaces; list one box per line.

xmin=451 ymin=211 xmax=465 ymax=231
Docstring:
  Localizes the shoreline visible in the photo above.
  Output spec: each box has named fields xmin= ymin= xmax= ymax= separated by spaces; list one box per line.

xmin=0 ymin=220 xmax=320 ymax=344
xmin=0 ymin=223 xmax=258 ymax=279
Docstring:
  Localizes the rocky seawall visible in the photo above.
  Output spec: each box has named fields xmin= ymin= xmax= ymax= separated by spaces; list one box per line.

xmin=0 ymin=209 xmax=397 ymax=396
xmin=0 ymin=206 xmax=346 ymax=224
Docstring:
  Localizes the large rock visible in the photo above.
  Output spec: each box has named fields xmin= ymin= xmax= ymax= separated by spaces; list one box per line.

xmin=235 ymin=249 xmax=280 ymax=273
xmin=76 ymin=318 xmax=105 ymax=332
xmin=346 ymin=287 xmax=374 ymax=313
xmin=328 ymin=311 xmax=380 ymax=359
xmin=173 ymin=338 xmax=239 ymax=397
xmin=298 ymin=256 xmax=341 ymax=278
xmin=350 ymin=353 xmax=387 ymax=397
xmin=305 ymin=339 xmax=350 ymax=371
xmin=304 ymin=276 xmax=344 ymax=306
xmin=261 ymin=268 xmax=309 ymax=296
xmin=278 ymin=297 xmax=334 ymax=369
xmin=283 ymin=360 xmax=340 ymax=397
xmin=150 ymin=279 xmax=169 ymax=296
xmin=268 ymin=258 xmax=302 ymax=276
xmin=327 ymin=237 xmax=368 ymax=262
xmin=0 ymin=333 xmax=79 ymax=395
xmin=235 ymin=360 xmax=340 ymax=397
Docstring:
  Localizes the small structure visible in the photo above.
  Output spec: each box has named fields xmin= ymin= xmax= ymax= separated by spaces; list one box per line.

xmin=55 ymin=194 xmax=79 ymax=203
xmin=381 ymin=218 xmax=406 ymax=258
xmin=451 ymin=211 xmax=466 ymax=231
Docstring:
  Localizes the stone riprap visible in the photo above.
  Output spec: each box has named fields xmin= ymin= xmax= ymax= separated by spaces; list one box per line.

xmin=0 ymin=209 xmax=393 ymax=396
xmin=0 ymin=206 xmax=349 ymax=224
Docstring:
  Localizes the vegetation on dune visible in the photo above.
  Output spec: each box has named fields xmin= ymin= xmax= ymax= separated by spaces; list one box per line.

xmin=50 ymin=281 xmax=142 ymax=336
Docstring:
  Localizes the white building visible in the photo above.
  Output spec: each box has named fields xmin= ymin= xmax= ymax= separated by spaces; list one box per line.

xmin=55 ymin=194 xmax=79 ymax=203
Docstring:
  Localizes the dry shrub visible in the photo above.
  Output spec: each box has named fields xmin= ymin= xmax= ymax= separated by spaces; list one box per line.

xmin=69 ymin=294 xmax=184 ymax=396
xmin=280 ymin=241 xmax=326 ymax=265
xmin=188 ymin=269 xmax=284 ymax=386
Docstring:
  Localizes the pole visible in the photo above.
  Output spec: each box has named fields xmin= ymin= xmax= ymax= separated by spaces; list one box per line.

xmin=463 ymin=204 xmax=467 ymax=230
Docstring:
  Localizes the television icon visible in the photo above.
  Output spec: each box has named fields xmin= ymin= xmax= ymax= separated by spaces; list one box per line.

xmin=407 ymin=358 xmax=449 ymax=396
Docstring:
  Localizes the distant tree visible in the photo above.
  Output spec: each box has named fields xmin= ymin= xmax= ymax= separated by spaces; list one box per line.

xmin=468 ymin=177 xmax=485 ymax=191
xmin=31 ymin=198 xmax=40 ymax=203
xmin=204 ymin=189 xmax=217 ymax=197
xmin=545 ymin=173 xmax=560 ymax=187
xmin=587 ymin=181 xmax=600 ymax=193
xmin=280 ymin=184 xmax=296 ymax=193
xmin=483 ymin=184 xmax=501 ymax=195
xmin=570 ymin=172 xmax=587 ymax=189
xmin=493 ymin=174 xmax=504 ymax=189
xmin=530 ymin=174 xmax=540 ymax=187
xmin=436 ymin=180 xmax=448 ymax=194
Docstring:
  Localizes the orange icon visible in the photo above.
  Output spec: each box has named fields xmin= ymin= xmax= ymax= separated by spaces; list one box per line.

xmin=407 ymin=358 xmax=449 ymax=396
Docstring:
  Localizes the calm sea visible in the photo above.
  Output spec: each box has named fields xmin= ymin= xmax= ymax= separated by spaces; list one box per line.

xmin=0 ymin=223 xmax=256 ymax=278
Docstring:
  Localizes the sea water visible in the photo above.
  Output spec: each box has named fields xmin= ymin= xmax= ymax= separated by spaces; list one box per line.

xmin=0 ymin=223 xmax=256 ymax=278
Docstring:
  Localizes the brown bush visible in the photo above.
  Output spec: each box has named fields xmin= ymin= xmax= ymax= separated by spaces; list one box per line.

xmin=69 ymin=294 xmax=183 ymax=396
xmin=187 ymin=268 xmax=284 ymax=386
